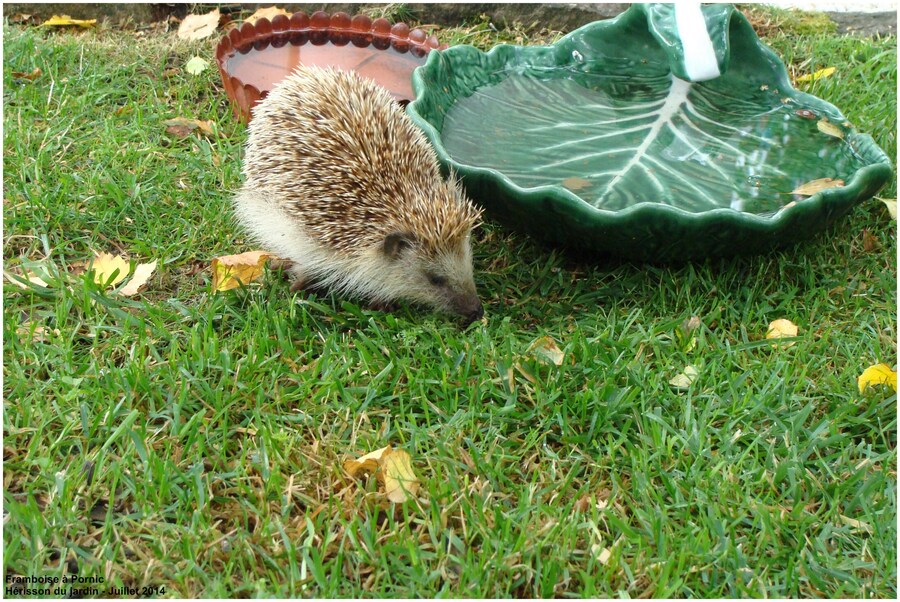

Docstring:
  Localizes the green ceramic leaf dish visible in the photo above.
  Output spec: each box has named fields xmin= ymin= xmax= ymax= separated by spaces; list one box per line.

xmin=406 ymin=3 xmax=893 ymax=260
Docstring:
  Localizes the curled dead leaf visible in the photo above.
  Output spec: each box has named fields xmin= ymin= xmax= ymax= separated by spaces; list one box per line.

xmin=343 ymin=446 xmax=390 ymax=477
xmin=343 ymin=445 xmax=420 ymax=503
xmin=163 ymin=117 xmax=215 ymax=138
xmin=528 ymin=335 xmax=565 ymax=366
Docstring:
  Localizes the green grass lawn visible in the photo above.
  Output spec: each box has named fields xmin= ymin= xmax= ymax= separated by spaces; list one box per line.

xmin=3 ymin=6 xmax=897 ymax=598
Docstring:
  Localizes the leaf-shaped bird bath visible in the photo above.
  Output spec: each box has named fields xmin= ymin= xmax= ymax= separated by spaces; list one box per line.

xmin=407 ymin=3 xmax=892 ymax=260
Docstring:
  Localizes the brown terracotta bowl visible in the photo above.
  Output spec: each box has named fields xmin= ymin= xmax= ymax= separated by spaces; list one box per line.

xmin=215 ymin=10 xmax=444 ymax=122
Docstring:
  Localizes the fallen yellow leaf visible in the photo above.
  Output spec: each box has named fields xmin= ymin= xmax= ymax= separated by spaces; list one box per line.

xmin=41 ymin=15 xmax=96 ymax=28
xmin=343 ymin=446 xmax=391 ymax=477
xmin=669 ymin=365 xmax=699 ymax=389
xmin=4 ymin=269 xmax=49 ymax=289
xmin=16 ymin=323 xmax=60 ymax=343
xmin=528 ymin=335 xmax=565 ymax=366
xmin=766 ymin=318 xmax=799 ymax=347
xmin=211 ymin=250 xmax=271 ymax=291
xmin=816 ymin=119 xmax=844 ymax=140
xmin=118 ymin=260 xmax=157 ymax=296
xmin=91 ymin=253 xmax=129 ymax=287
xmin=876 ymin=197 xmax=896 ymax=220
xmin=669 ymin=366 xmax=700 ymax=389
xmin=796 ymin=66 xmax=836 ymax=82
xmin=382 ymin=449 xmax=420 ymax=503
xmin=343 ymin=445 xmax=420 ymax=503
xmin=858 ymin=363 xmax=897 ymax=393
xmin=790 ymin=178 xmax=844 ymax=196
xmin=177 ymin=9 xmax=220 ymax=41
xmin=838 ymin=514 xmax=873 ymax=533
xmin=245 ymin=6 xmax=291 ymax=25
xmin=184 ymin=56 xmax=209 ymax=76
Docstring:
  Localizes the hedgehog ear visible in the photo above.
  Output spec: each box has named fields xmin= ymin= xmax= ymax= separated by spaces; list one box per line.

xmin=382 ymin=231 xmax=417 ymax=261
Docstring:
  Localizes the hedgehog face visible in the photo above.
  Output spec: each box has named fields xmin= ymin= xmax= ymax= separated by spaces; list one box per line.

xmin=382 ymin=232 xmax=483 ymax=325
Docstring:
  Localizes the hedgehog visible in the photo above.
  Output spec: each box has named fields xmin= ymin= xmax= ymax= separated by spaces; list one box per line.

xmin=232 ymin=66 xmax=484 ymax=324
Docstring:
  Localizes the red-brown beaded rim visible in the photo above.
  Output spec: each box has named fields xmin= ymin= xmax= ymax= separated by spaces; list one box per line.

xmin=215 ymin=10 xmax=445 ymax=123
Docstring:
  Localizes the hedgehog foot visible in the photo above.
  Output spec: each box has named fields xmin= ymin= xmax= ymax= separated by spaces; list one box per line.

xmin=266 ymin=258 xmax=311 ymax=292
xmin=368 ymin=300 xmax=398 ymax=313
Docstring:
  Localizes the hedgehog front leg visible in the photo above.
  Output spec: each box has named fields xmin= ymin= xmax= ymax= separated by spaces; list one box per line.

xmin=287 ymin=264 xmax=311 ymax=292
xmin=267 ymin=257 xmax=310 ymax=292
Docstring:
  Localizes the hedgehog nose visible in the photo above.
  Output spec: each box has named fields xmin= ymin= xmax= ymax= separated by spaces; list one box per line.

xmin=463 ymin=302 xmax=484 ymax=325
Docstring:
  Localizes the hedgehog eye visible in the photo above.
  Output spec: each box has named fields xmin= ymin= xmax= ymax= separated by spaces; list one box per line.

xmin=427 ymin=273 xmax=447 ymax=287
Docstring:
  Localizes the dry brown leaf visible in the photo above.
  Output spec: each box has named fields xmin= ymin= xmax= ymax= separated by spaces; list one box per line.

xmin=875 ymin=197 xmax=896 ymax=220
xmin=862 ymin=229 xmax=879 ymax=253
xmin=118 ymin=260 xmax=157 ymax=296
xmin=17 ymin=323 xmax=60 ymax=343
xmin=90 ymin=253 xmax=130 ymax=287
xmin=177 ymin=9 xmax=220 ymax=41
xmin=790 ymin=178 xmax=844 ymax=196
xmin=41 ymin=15 xmax=96 ymax=28
xmin=573 ymin=494 xmax=591 ymax=513
xmin=838 ymin=514 xmax=872 ymax=533
xmin=528 ymin=335 xmax=565 ymax=366
xmin=211 ymin=250 xmax=271 ymax=291
xmin=163 ymin=117 xmax=215 ymax=138
xmin=515 ymin=363 xmax=538 ymax=384
xmin=816 ymin=119 xmax=844 ymax=140
xmin=245 ymin=7 xmax=291 ymax=25
xmin=562 ymin=177 xmax=592 ymax=191
xmin=12 ymin=68 xmax=41 ymax=81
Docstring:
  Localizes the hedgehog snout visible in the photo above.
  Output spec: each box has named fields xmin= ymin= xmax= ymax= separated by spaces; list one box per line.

xmin=449 ymin=291 xmax=484 ymax=326
xmin=463 ymin=300 xmax=484 ymax=326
